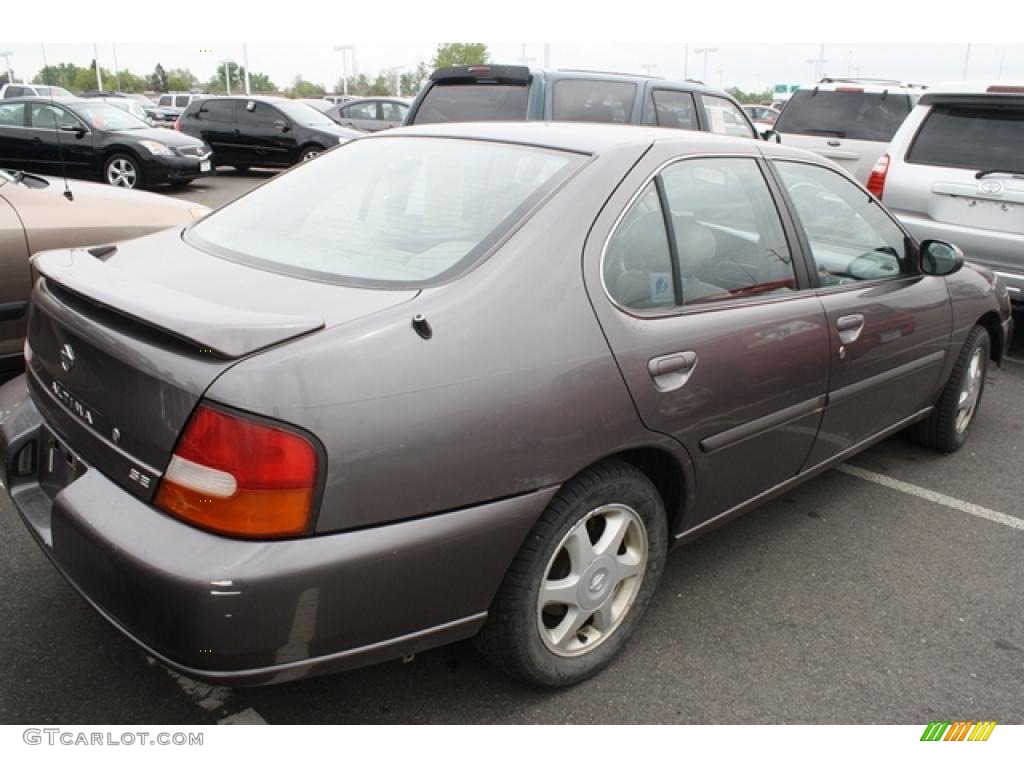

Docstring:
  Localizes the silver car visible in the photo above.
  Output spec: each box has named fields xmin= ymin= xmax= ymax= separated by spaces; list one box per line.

xmin=873 ymin=81 xmax=1024 ymax=303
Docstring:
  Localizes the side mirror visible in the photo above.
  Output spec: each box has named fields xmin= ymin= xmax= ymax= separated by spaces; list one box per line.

xmin=59 ymin=124 xmax=85 ymax=138
xmin=920 ymin=240 xmax=965 ymax=277
xmin=762 ymin=129 xmax=780 ymax=143
xmin=274 ymin=120 xmax=290 ymax=132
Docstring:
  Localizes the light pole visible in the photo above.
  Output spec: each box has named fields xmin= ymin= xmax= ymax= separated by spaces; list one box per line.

xmin=962 ymin=43 xmax=971 ymax=79
xmin=0 ymin=51 xmax=13 ymax=85
xmin=112 ymin=44 xmax=121 ymax=91
xmin=717 ymin=69 xmax=723 ymax=88
xmin=640 ymin=63 xmax=656 ymax=76
xmin=221 ymin=60 xmax=232 ymax=95
xmin=334 ymin=44 xmax=356 ymax=95
xmin=806 ymin=44 xmax=827 ymax=80
xmin=684 ymin=43 xmax=688 ymax=80
xmin=93 ymin=43 xmax=103 ymax=91
xmin=694 ymin=47 xmax=718 ymax=83
xmin=242 ymin=43 xmax=251 ymax=95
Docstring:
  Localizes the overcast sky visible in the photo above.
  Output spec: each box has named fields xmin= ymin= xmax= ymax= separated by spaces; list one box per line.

xmin=2 ymin=43 xmax=1022 ymax=93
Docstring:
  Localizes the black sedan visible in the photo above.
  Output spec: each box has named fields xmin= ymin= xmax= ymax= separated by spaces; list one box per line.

xmin=0 ymin=97 xmax=213 ymax=189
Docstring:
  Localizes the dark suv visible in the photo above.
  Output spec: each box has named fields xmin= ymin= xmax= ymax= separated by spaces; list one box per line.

xmin=178 ymin=96 xmax=361 ymax=172
xmin=406 ymin=65 xmax=758 ymax=139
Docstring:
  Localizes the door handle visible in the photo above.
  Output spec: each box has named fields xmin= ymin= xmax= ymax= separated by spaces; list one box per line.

xmin=648 ymin=351 xmax=698 ymax=392
xmin=827 ymin=139 xmax=841 ymax=147
xmin=31 ymin=136 xmax=42 ymax=143
xmin=836 ymin=314 xmax=865 ymax=344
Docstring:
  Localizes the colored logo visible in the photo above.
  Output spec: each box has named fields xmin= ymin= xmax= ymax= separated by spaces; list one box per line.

xmin=920 ymin=720 xmax=996 ymax=742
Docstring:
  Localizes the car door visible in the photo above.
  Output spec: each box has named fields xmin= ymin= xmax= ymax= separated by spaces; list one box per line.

xmin=27 ymin=103 xmax=94 ymax=174
xmin=236 ymin=100 xmax=295 ymax=166
xmin=193 ymin=98 xmax=237 ymax=164
xmin=585 ymin=146 xmax=830 ymax=529
xmin=0 ymin=102 xmax=30 ymax=167
xmin=336 ymin=100 xmax=381 ymax=132
xmin=769 ymin=158 xmax=952 ymax=467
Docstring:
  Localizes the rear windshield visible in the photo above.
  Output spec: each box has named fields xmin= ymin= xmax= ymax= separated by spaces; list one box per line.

xmin=551 ymin=79 xmax=636 ymax=123
xmin=775 ymin=90 xmax=912 ymax=141
xmin=187 ymin=137 xmax=583 ymax=286
xmin=907 ymin=103 xmax=1024 ymax=171
xmin=411 ymin=83 xmax=529 ymax=124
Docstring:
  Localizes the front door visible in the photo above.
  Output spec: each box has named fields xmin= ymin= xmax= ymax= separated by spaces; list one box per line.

xmin=586 ymin=148 xmax=831 ymax=528
xmin=0 ymin=102 xmax=30 ymax=167
xmin=27 ymin=103 xmax=93 ymax=175
xmin=769 ymin=159 xmax=952 ymax=467
xmin=236 ymin=101 xmax=296 ymax=166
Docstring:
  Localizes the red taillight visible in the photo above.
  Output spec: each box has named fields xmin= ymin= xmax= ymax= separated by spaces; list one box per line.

xmin=866 ymin=153 xmax=890 ymax=199
xmin=154 ymin=404 xmax=318 ymax=539
xmin=986 ymin=85 xmax=1024 ymax=94
xmin=835 ymin=86 xmax=864 ymax=93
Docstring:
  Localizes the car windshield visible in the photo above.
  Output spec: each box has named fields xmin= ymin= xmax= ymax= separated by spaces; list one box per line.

xmin=273 ymin=100 xmax=338 ymax=127
xmin=107 ymin=100 xmax=149 ymax=121
xmin=73 ymin=102 xmax=149 ymax=130
xmin=187 ymin=136 xmax=584 ymax=286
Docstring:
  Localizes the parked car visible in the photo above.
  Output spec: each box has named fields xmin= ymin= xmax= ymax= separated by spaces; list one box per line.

xmin=327 ymin=97 xmax=410 ymax=132
xmin=766 ymin=78 xmax=927 ymax=182
xmin=177 ymin=96 xmax=361 ymax=171
xmin=0 ymin=97 xmax=213 ymax=189
xmin=869 ymin=82 xmax=1024 ymax=304
xmin=0 ymin=83 xmax=73 ymax=100
xmin=742 ymin=104 xmax=780 ymax=125
xmin=153 ymin=93 xmax=210 ymax=125
xmin=80 ymin=92 xmax=157 ymax=123
xmin=0 ymin=123 xmax=1011 ymax=688
xmin=298 ymin=98 xmax=336 ymax=114
xmin=406 ymin=65 xmax=759 ymax=139
xmin=0 ymin=167 xmax=207 ymax=379
xmin=96 ymin=97 xmax=154 ymax=126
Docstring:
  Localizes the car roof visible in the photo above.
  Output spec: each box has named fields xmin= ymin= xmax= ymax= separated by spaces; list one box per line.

xmin=380 ymin=120 xmax=828 ymax=162
xmin=919 ymin=80 xmax=1024 ymax=97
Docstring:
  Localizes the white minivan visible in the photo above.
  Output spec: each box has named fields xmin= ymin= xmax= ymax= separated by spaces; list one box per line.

xmin=768 ymin=78 xmax=926 ymax=183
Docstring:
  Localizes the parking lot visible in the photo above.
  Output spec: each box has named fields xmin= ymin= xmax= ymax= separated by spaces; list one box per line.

xmin=0 ymin=170 xmax=1021 ymax=725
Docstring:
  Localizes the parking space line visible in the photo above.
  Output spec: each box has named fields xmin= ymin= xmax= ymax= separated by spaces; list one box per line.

xmin=147 ymin=656 xmax=269 ymax=724
xmin=218 ymin=707 xmax=268 ymax=725
xmin=837 ymin=464 xmax=1024 ymax=532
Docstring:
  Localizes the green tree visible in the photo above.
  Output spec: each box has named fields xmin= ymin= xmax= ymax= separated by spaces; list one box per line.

xmin=72 ymin=64 xmax=115 ymax=93
xmin=148 ymin=63 xmax=168 ymax=93
xmin=166 ymin=68 xmax=198 ymax=92
xmin=34 ymin=63 xmax=80 ymax=89
xmin=115 ymin=70 xmax=147 ymax=93
xmin=367 ymin=73 xmax=392 ymax=97
xmin=431 ymin=43 xmax=490 ymax=70
xmin=286 ymin=75 xmax=324 ymax=98
xmin=400 ymin=61 xmax=430 ymax=97
xmin=726 ymin=87 xmax=773 ymax=104
xmin=247 ymin=71 xmax=276 ymax=93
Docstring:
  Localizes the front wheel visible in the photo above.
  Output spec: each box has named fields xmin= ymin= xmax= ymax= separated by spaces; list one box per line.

xmin=104 ymin=153 xmax=143 ymax=189
xmin=910 ymin=325 xmax=990 ymax=452
xmin=474 ymin=460 xmax=668 ymax=687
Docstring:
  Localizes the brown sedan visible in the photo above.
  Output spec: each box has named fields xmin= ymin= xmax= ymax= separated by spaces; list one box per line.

xmin=0 ymin=124 xmax=1012 ymax=688
xmin=0 ymin=169 xmax=207 ymax=379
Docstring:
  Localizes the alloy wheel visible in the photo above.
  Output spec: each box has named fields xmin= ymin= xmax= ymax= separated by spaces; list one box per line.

xmin=955 ymin=347 xmax=986 ymax=434
xmin=536 ymin=503 xmax=648 ymax=657
xmin=107 ymin=158 xmax=138 ymax=188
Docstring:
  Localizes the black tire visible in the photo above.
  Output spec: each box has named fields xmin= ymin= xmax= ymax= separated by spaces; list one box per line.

xmin=910 ymin=325 xmax=990 ymax=453
xmin=474 ymin=460 xmax=669 ymax=688
xmin=169 ymin=179 xmax=193 ymax=187
xmin=103 ymin=152 xmax=144 ymax=189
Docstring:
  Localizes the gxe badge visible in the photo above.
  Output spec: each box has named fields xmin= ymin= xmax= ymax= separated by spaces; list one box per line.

xmin=60 ymin=343 xmax=76 ymax=372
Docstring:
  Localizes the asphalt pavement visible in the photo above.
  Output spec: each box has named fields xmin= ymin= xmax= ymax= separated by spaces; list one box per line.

xmin=0 ymin=173 xmax=1021 ymax=724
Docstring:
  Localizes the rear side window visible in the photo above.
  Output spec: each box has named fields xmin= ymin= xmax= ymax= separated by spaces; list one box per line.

xmin=701 ymin=95 xmax=756 ymax=138
xmin=775 ymin=90 xmax=912 ymax=141
xmin=412 ymin=83 xmax=529 ymax=124
xmin=174 ymin=95 xmax=191 ymax=108
xmin=0 ymin=103 xmax=24 ymax=126
xmin=907 ymin=104 xmax=1024 ymax=171
xmin=552 ymin=79 xmax=636 ymax=124
xmin=644 ymin=90 xmax=698 ymax=130
xmin=198 ymin=99 xmax=235 ymax=122
xmin=5 ymin=86 xmax=25 ymax=97
xmin=341 ymin=102 xmax=378 ymax=120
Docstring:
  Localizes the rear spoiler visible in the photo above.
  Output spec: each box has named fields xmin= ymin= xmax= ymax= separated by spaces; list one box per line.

xmin=430 ymin=65 xmax=531 ymax=84
xmin=919 ymin=92 xmax=1024 ymax=107
xmin=33 ymin=248 xmax=324 ymax=359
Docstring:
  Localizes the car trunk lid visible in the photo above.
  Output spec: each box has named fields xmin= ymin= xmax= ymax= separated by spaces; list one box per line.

xmin=26 ymin=229 xmax=417 ymax=502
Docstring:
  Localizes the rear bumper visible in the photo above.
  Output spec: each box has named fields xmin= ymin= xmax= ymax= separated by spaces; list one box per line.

xmin=895 ymin=213 xmax=1024 ymax=301
xmin=0 ymin=376 xmax=552 ymax=685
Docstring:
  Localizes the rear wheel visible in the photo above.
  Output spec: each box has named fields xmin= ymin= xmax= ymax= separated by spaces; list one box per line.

xmin=474 ymin=460 xmax=668 ymax=687
xmin=104 ymin=153 xmax=143 ymax=189
xmin=910 ymin=325 xmax=990 ymax=452
xmin=300 ymin=145 xmax=325 ymax=163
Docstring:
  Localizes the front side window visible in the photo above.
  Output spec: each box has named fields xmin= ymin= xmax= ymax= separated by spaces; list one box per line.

xmin=30 ymin=103 xmax=82 ymax=130
xmin=158 ymin=95 xmax=172 ymax=107
xmin=199 ymin=99 xmax=235 ymax=122
xmin=644 ymin=90 xmax=698 ymax=131
xmin=907 ymin=103 xmax=1024 ymax=171
xmin=174 ymin=95 xmax=191 ymax=108
xmin=238 ymin=102 xmax=279 ymax=129
xmin=774 ymin=161 xmax=908 ymax=285
xmin=383 ymin=102 xmax=408 ymax=122
xmin=701 ymin=95 xmax=756 ymax=138
xmin=552 ymin=79 xmax=637 ymax=124
xmin=188 ymin=137 xmax=582 ymax=286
